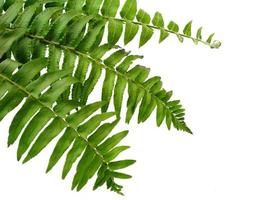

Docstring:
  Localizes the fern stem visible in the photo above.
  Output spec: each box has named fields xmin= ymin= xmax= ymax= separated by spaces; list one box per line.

xmin=22 ymin=31 xmax=186 ymax=130
xmin=101 ymin=16 xmax=213 ymax=47
xmin=0 ymin=72 xmax=112 ymax=168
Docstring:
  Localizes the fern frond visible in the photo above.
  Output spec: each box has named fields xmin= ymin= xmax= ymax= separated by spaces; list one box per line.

xmin=1 ymin=0 xmax=221 ymax=49
xmin=0 ymin=0 xmax=220 ymax=194
xmin=83 ymin=0 xmax=222 ymax=48
xmin=0 ymin=1 xmax=191 ymax=132
xmin=0 ymin=58 xmax=134 ymax=194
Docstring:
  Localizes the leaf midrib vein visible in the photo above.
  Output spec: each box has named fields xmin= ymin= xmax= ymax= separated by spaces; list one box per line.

xmin=100 ymin=15 xmax=211 ymax=47
xmin=0 ymin=72 xmax=110 ymax=167
xmin=23 ymin=32 xmax=182 ymax=126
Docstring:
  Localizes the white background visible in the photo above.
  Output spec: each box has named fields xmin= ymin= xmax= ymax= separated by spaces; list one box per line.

xmin=1 ymin=0 xmax=267 ymax=199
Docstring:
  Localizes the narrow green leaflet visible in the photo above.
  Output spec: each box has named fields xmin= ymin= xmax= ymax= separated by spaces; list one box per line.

xmin=101 ymin=0 xmax=120 ymax=17
xmin=136 ymin=9 xmax=151 ymax=24
xmin=183 ymin=21 xmax=192 ymax=36
xmin=0 ymin=28 xmax=27 ymax=58
xmin=85 ymin=0 xmax=103 ymax=15
xmin=108 ymin=19 xmax=123 ymax=46
xmin=120 ymin=0 xmax=137 ymax=20
xmin=23 ymin=117 xmax=65 ymax=163
xmin=46 ymin=128 xmax=76 ymax=173
xmin=0 ymin=0 xmax=23 ymax=27
xmin=167 ymin=21 xmax=179 ymax=32
xmin=98 ymin=130 xmax=129 ymax=154
xmin=66 ymin=0 xmax=85 ymax=11
xmin=139 ymin=25 xmax=154 ymax=47
xmin=152 ymin=12 xmax=164 ymax=28
xmin=196 ymin=27 xmax=203 ymax=40
xmin=159 ymin=30 xmax=169 ymax=43
xmin=109 ymin=160 xmax=136 ymax=170
xmin=206 ymin=33 xmax=215 ymax=43
xmin=46 ymin=11 xmax=80 ymax=41
xmin=17 ymin=108 xmax=54 ymax=160
xmin=124 ymin=22 xmax=139 ymax=45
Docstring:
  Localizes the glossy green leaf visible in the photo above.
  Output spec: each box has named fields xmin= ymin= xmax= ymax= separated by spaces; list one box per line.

xmin=104 ymin=49 xmax=128 ymax=67
xmin=114 ymin=77 xmax=127 ymax=117
xmin=12 ymin=4 xmax=37 ymax=28
xmin=84 ymin=0 xmax=103 ymax=15
xmin=23 ymin=117 xmax=65 ymax=163
xmin=26 ymin=70 xmax=70 ymax=96
xmin=39 ymin=77 xmax=78 ymax=106
xmin=76 ymin=155 xmax=102 ymax=191
xmin=88 ymin=120 xmax=119 ymax=146
xmin=46 ymin=11 xmax=79 ymax=41
xmin=124 ymin=22 xmax=139 ymax=45
xmin=104 ymin=146 xmax=130 ymax=162
xmin=0 ymin=0 xmax=23 ymax=27
xmin=183 ymin=21 xmax=192 ymax=37
xmin=152 ymin=12 xmax=164 ymax=28
xmin=77 ymin=112 xmax=115 ymax=137
xmin=71 ymin=146 xmax=95 ymax=189
xmin=101 ymin=70 xmax=116 ymax=112
xmin=136 ymin=9 xmax=150 ymax=24
xmin=108 ymin=19 xmax=123 ymax=46
xmin=81 ymin=62 xmax=102 ymax=104
xmin=65 ymin=15 xmax=92 ymax=47
xmin=98 ymin=130 xmax=128 ymax=154
xmin=156 ymin=99 xmax=166 ymax=126
xmin=206 ymin=33 xmax=215 ymax=44
xmin=0 ymin=59 xmax=21 ymax=77
xmin=139 ymin=25 xmax=154 ymax=47
xmin=116 ymin=55 xmax=143 ymax=73
xmin=101 ymin=0 xmax=120 ymax=17
xmin=196 ymin=27 xmax=203 ymax=40
xmin=46 ymin=128 xmax=76 ymax=172
xmin=120 ymin=0 xmax=137 ymax=20
xmin=159 ymin=30 xmax=169 ymax=43
xmin=66 ymin=101 xmax=107 ymax=126
xmin=12 ymin=37 xmax=33 ymax=63
xmin=0 ymin=28 xmax=27 ymax=58
xmin=8 ymin=98 xmax=40 ymax=146
xmin=62 ymin=137 xmax=87 ymax=179
xmin=109 ymin=160 xmax=136 ymax=170
xmin=30 ymin=7 xmax=62 ymax=36
xmin=110 ymin=171 xmax=132 ymax=179
xmin=17 ymin=108 xmax=54 ymax=161
xmin=167 ymin=21 xmax=179 ymax=32
xmin=77 ymin=20 xmax=106 ymax=52
xmin=66 ymin=0 xmax=85 ymax=11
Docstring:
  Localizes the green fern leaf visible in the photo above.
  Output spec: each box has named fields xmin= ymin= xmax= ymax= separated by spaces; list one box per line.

xmin=0 ymin=0 xmax=219 ymax=194
xmin=0 ymin=58 xmax=133 ymax=194
xmin=108 ymin=19 xmax=123 ymax=46
xmin=101 ymin=0 xmax=120 ymax=17
xmin=120 ymin=0 xmax=137 ymax=20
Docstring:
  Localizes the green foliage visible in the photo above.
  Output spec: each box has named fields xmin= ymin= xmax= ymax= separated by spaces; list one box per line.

xmin=0 ymin=0 xmax=220 ymax=195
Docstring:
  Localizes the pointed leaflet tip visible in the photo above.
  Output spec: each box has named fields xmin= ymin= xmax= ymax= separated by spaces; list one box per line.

xmin=62 ymin=171 xmax=67 ymax=180
xmin=76 ymin=183 xmax=85 ymax=192
xmin=46 ymin=163 xmax=53 ymax=173
xmin=7 ymin=135 xmax=15 ymax=148
xmin=71 ymin=184 xmax=76 ymax=191
xmin=45 ymin=167 xmax=50 ymax=174
xmin=17 ymin=152 xmax=22 ymax=162
xmin=22 ymin=156 xmax=31 ymax=164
